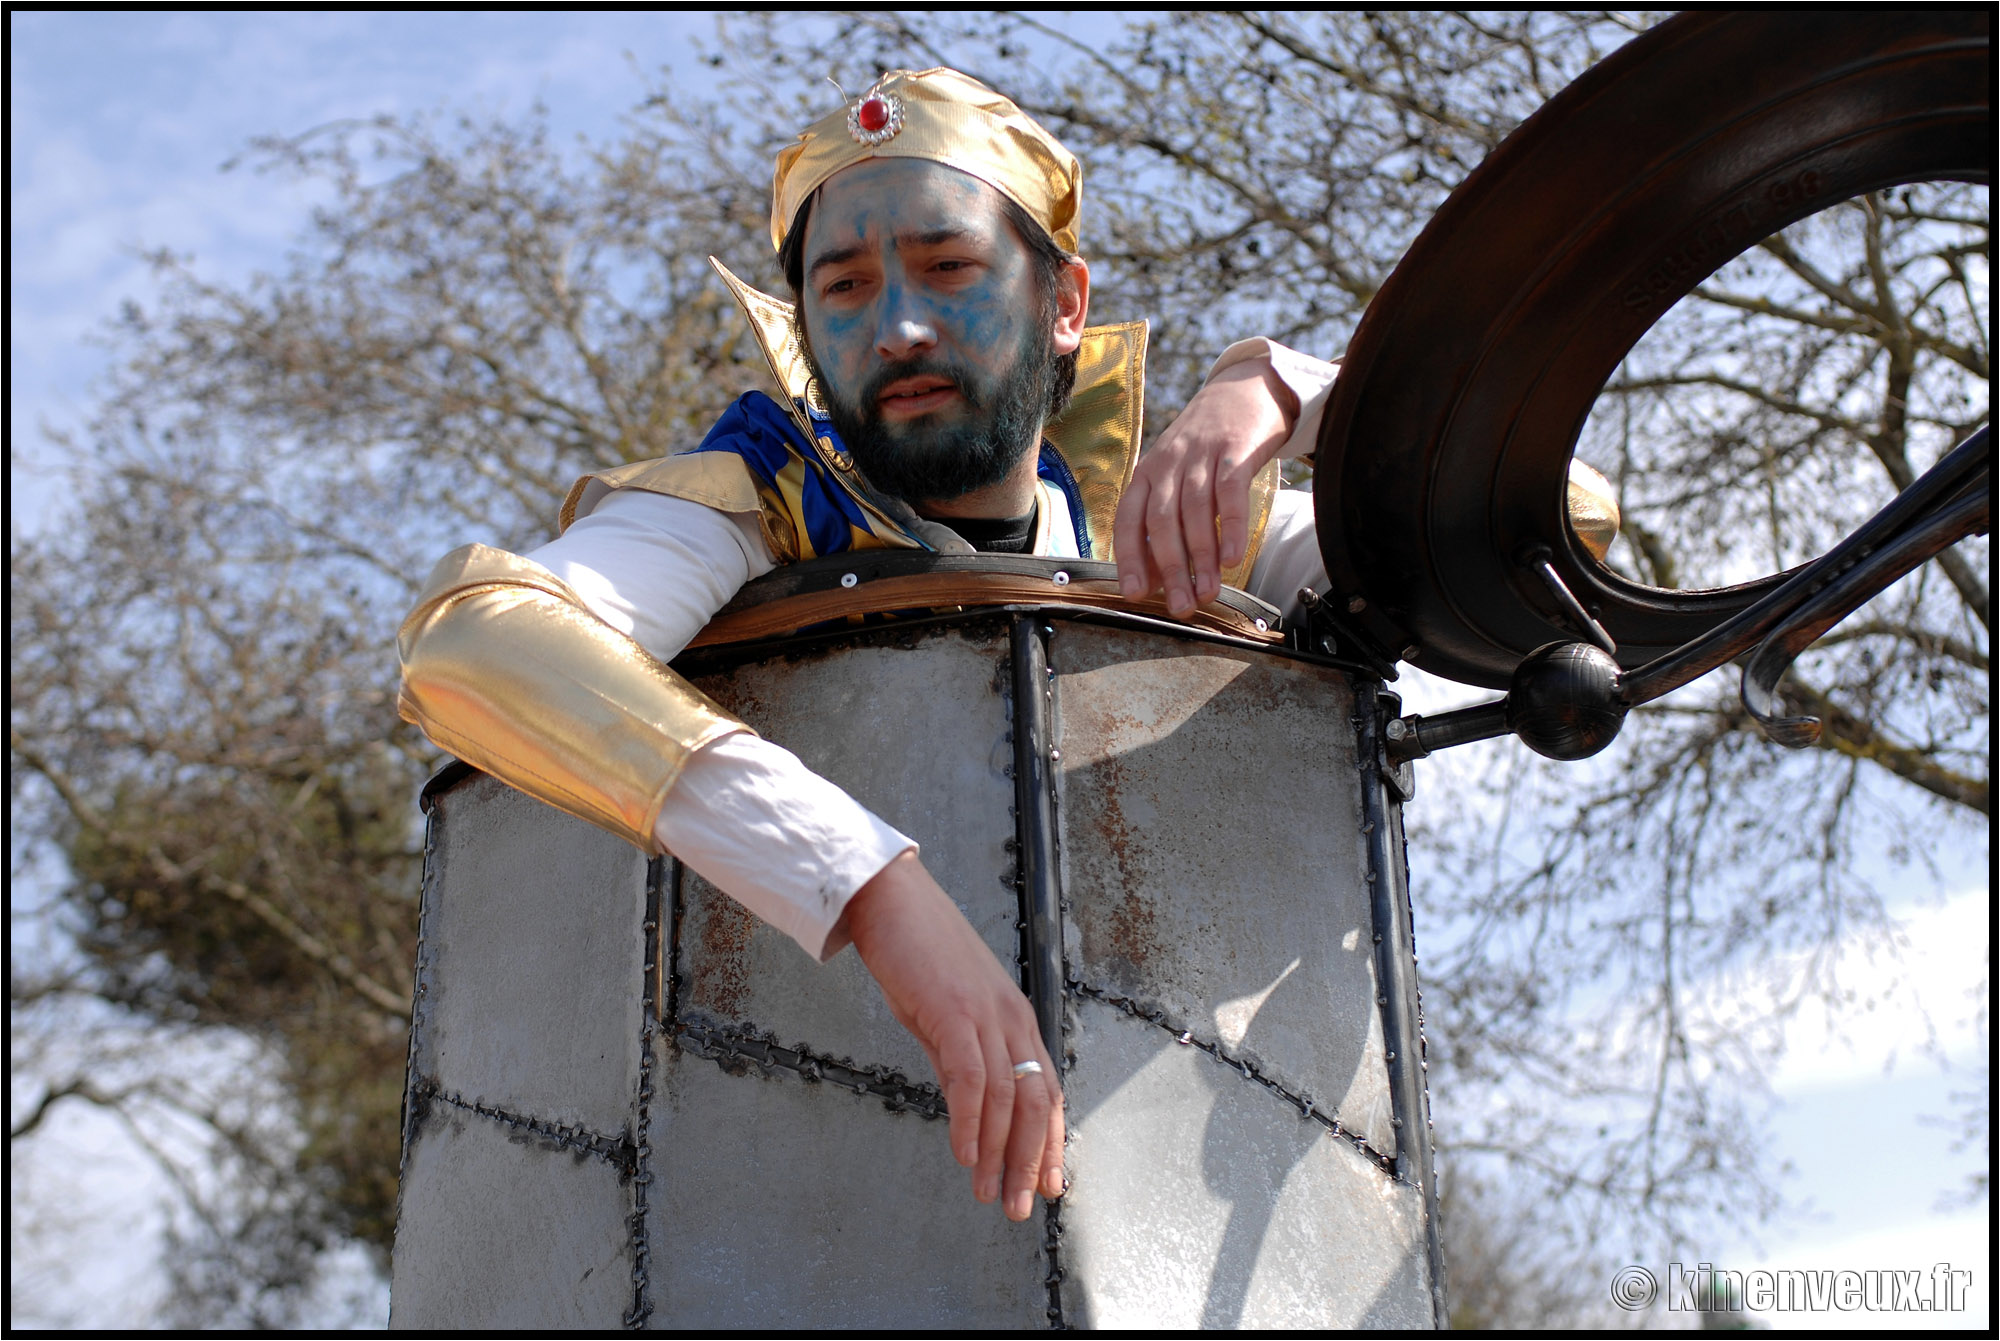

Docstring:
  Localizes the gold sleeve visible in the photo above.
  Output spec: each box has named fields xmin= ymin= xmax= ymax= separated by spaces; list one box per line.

xmin=396 ymin=543 xmax=752 ymax=852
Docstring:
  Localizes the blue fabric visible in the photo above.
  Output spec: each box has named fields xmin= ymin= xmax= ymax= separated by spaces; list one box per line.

xmin=691 ymin=392 xmax=881 ymax=556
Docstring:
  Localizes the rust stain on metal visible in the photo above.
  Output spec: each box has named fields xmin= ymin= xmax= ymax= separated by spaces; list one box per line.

xmin=1091 ymin=757 xmax=1161 ymax=983
xmin=689 ymin=890 xmax=756 ymax=1020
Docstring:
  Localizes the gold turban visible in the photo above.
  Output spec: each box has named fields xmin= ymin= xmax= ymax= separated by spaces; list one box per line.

xmin=771 ymin=68 xmax=1084 ymax=254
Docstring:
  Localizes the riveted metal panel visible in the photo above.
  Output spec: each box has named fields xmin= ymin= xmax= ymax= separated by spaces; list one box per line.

xmin=678 ymin=623 xmax=1021 ymax=1080
xmin=396 ymin=611 xmax=1440 ymax=1330
xmin=392 ymin=770 xmax=649 ymax=1330
xmin=411 ymin=771 xmax=648 ymax=1134
xmin=644 ymin=1046 xmax=1046 ymax=1329
xmin=1050 ymin=621 xmax=1397 ymax=1156
xmin=1056 ymin=997 xmax=1430 ymax=1329
xmin=390 ymin=1079 xmax=635 ymax=1330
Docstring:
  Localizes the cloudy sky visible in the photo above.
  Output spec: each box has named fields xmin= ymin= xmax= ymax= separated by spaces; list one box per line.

xmin=9 ymin=11 xmax=1988 ymax=1331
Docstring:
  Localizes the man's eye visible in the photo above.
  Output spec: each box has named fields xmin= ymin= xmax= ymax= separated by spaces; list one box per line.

xmin=825 ymin=278 xmax=857 ymax=296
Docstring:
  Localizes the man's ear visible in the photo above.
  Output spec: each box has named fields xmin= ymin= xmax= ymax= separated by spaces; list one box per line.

xmin=1051 ymin=257 xmax=1090 ymax=356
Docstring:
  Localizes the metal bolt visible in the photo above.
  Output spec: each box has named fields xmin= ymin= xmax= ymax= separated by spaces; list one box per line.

xmin=1384 ymin=717 xmax=1410 ymax=742
xmin=1402 ymin=643 xmax=1421 ymax=660
xmin=840 ymin=572 xmax=858 ymax=588
xmin=1254 ymin=617 xmax=1269 ymax=632
xmin=1319 ymin=634 xmax=1339 ymax=654
xmin=1377 ymin=995 xmax=1389 ymax=1006
xmin=1052 ymin=570 xmax=1070 ymax=586
xmin=1347 ymin=595 xmax=1367 ymax=614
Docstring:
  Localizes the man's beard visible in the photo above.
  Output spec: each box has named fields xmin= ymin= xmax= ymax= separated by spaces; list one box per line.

xmin=807 ymin=317 xmax=1057 ymax=507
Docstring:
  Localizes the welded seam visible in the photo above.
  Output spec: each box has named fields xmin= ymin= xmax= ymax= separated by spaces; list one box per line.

xmin=1066 ymin=978 xmax=1399 ymax=1178
xmin=398 ymin=807 xmax=442 ymax=1162
xmin=412 ymin=1079 xmax=636 ymax=1171
xmin=625 ymin=857 xmax=669 ymax=1330
xmin=676 ymin=1016 xmax=948 ymax=1120
xmin=1041 ymin=1198 xmax=1070 ymax=1330
xmin=1032 ymin=620 xmax=1069 ymax=1331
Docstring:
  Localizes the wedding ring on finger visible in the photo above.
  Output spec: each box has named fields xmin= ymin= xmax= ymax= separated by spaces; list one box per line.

xmin=1011 ymin=1060 xmax=1044 ymax=1079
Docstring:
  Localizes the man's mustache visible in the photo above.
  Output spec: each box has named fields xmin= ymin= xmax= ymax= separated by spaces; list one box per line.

xmin=858 ymin=358 xmax=981 ymax=415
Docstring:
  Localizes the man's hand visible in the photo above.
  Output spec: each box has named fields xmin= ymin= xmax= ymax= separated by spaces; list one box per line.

xmin=839 ymin=851 xmax=1064 ymax=1221
xmin=1114 ymin=357 xmax=1300 ymax=616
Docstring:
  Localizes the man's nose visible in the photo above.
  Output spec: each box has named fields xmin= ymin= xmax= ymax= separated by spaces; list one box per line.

xmin=873 ymin=283 xmax=938 ymax=361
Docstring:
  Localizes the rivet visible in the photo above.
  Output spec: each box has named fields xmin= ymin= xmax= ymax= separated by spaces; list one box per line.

xmin=1347 ymin=595 xmax=1367 ymax=614
xmin=1254 ymin=617 xmax=1268 ymax=632
xmin=1402 ymin=644 xmax=1421 ymax=660
xmin=840 ymin=572 xmax=859 ymax=588
xmin=1053 ymin=570 xmax=1070 ymax=586
xmin=1377 ymin=995 xmax=1388 ymax=1006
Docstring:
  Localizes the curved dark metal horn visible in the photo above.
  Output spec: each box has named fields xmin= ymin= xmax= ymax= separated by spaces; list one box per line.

xmin=1316 ymin=10 xmax=1991 ymax=690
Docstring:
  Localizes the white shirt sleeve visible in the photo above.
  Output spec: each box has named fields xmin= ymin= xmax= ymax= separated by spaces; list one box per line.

xmin=1206 ymin=337 xmax=1340 ymax=462
xmin=524 ymin=489 xmax=915 ymax=961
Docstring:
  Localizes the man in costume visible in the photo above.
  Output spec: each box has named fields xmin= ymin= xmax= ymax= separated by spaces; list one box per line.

xmin=398 ymin=68 xmax=1615 ymax=1225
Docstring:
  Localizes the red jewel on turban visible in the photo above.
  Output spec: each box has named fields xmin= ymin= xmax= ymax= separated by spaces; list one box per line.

xmin=847 ymin=88 xmax=904 ymax=146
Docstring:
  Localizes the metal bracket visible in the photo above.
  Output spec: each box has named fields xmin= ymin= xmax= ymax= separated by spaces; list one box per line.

xmin=1294 ymin=587 xmax=1402 ymax=679
xmin=1520 ymin=544 xmax=1617 ymax=655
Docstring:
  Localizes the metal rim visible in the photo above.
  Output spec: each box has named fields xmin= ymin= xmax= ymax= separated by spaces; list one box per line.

xmin=1314 ymin=10 xmax=1992 ymax=687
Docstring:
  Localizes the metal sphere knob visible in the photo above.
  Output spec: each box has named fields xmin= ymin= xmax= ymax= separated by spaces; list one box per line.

xmin=1505 ymin=641 xmax=1627 ymax=760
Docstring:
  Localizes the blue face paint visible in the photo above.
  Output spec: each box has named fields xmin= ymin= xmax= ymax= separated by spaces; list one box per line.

xmin=799 ymin=159 xmax=1060 ymax=504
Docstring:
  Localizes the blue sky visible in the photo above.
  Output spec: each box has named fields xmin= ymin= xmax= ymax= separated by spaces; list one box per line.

xmin=8 ymin=11 xmax=1989 ymax=1330
xmin=10 ymin=10 xmax=731 ymax=532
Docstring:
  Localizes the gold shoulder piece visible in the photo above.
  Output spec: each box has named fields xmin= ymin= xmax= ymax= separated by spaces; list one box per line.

xmin=1219 ymin=459 xmax=1281 ymax=590
xmin=1566 ymin=459 xmax=1620 ymax=562
xmin=398 ymin=542 xmax=752 ymax=852
xmin=1045 ymin=320 xmax=1147 ymax=561
xmin=561 ymin=452 xmax=768 ymax=531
